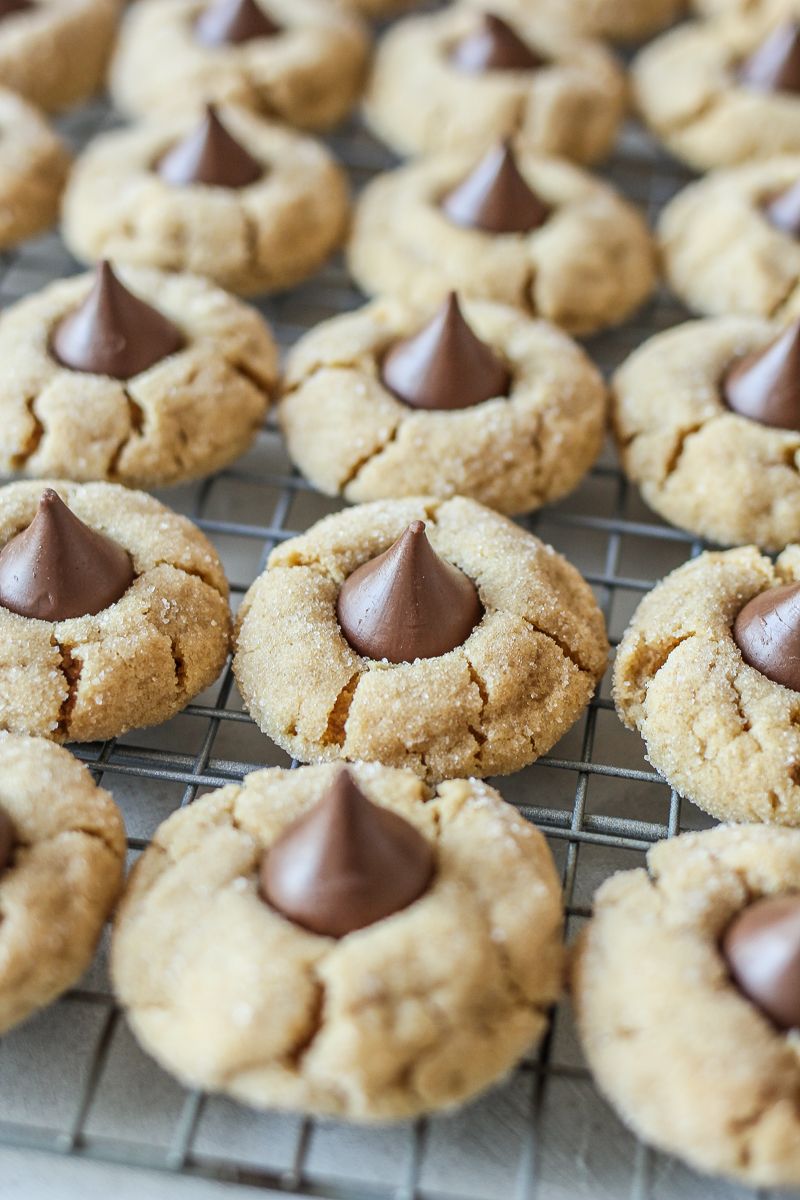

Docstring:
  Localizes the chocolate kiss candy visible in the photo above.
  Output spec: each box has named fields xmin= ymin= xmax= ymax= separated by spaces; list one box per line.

xmin=723 ymin=321 xmax=800 ymax=431
xmin=158 ymin=105 xmax=261 ymax=189
xmin=0 ymin=0 xmax=33 ymax=18
xmin=451 ymin=12 xmax=544 ymax=73
xmin=381 ymin=293 xmax=511 ymax=411
xmin=733 ymin=581 xmax=800 ymax=691
xmin=336 ymin=520 xmax=482 ymax=663
xmin=739 ymin=22 xmax=800 ymax=94
xmin=0 ymin=489 xmax=134 ymax=622
xmin=195 ymin=0 xmax=280 ymax=46
xmin=441 ymin=141 xmax=551 ymax=235
xmin=0 ymin=805 xmax=15 ymax=877
xmin=723 ymin=895 xmax=800 ymax=1029
xmin=260 ymin=769 xmax=435 ymax=938
xmin=765 ymin=179 xmax=800 ymax=236
xmin=52 ymin=261 xmax=185 ymax=380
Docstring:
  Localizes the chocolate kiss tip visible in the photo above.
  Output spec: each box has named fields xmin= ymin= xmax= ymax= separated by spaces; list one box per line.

xmin=259 ymin=768 xmax=435 ymax=938
xmin=739 ymin=21 xmax=800 ymax=94
xmin=336 ymin=519 xmax=482 ymax=664
xmin=0 ymin=488 xmax=134 ymax=623
xmin=158 ymin=104 xmax=262 ymax=189
xmin=723 ymin=895 xmax=800 ymax=1030
xmin=451 ymin=11 xmax=543 ymax=73
xmin=195 ymin=0 xmax=280 ymax=46
xmin=765 ymin=178 xmax=800 ymax=237
xmin=381 ymin=292 xmax=511 ymax=412
xmin=51 ymin=261 xmax=185 ymax=381
xmin=733 ymin=580 xmax=800 ymax=691
xmin=442 ymin=141 xmax=551 ymax=235
xmin=723 ymin=320 xmax=800 ymax=432
xmin=0 ymin=805 xmax=14 ymax=877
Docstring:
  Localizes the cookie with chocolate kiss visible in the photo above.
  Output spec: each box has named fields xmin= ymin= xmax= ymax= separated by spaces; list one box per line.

xmin=723 ymin=895 xmax=800 ymax=1030
xmin=337 ymin=520 xmax=482 ymax=664
xmin=739 ymin=22 xmax=800 ymax=96
xmin=765 ymin=179 xmax=800 ymax=237
xmin=733 ymin=581 xmax=800 ymax=692
xmin=441 ymin=142 xmax=550 ymax=235
xmin=51 ymin=261 xmax=185 ymax=381
xmin=260 ymin=769 xmax=435 ymax=938
xmin=723 ymin=321 xmax=800 ymax=432
xmin=158 ymin=105 xmax=261 ymax=190
xmin=195 ymin=0 xmax=280 ymax=46
xmin=381 ymin=293 xmax=510 ymax=411
xmin=0 ymin=488 xmax=134 ymax=622
xmin=451 ymin=12 xmax=543 ymax=74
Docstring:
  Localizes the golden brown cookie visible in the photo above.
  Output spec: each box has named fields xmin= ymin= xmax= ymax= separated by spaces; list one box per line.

xmin=112 ymin=762 xmax=564 ymax=1121
xmin=0 ymin=734 xmax=125 ymax=1033
xmin=573 ymin=825 xmax=800 ymax=1186
xmin=364 ymin=4 xmax=626 ymax=163
xmin=62 ymin=105 xmax=350 ymax=297
xmin=110 ymin=0 xmax=369 ymax=129
xmin=233 ymin=496 xmax=609 ymax=783
xmin=0 ymin=480 xmax=231 ymax=743
xmin=0 ymin=88 xmax=69 ymax=250
xmin=280 ymin=296 xmax=607 ymax=513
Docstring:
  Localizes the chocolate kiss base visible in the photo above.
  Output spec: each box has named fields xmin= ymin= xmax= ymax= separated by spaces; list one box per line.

xmin=441 ymin=141 xmax=551 ymax=235
xmin=195 ymin=0 xmax=280 ymax=47
xmin=723 ymin=321 xmax=800 ymax=432
xmin=723 ymin=895 xmax=800 ymax=1030
xmin=158 ymin=105 xmax=262 ymax=189
xmin=739 ymin=22 xmax=800 ymax=94
xmin=259 ymin=770 xmax=435 ymax=938
xmin=450 ymin=12 xmax=544 ymax=73
xmin=0 ymin=488 xmax=134 ymax=622
xmin=733 ymin=581 xmax=800 ymax=692
xmin=336 ymin=520 xmax=482 ymax=664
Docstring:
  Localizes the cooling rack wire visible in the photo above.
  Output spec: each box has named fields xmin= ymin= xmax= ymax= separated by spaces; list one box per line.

xmin=0 ymin=62 xmax=778 ymax=1200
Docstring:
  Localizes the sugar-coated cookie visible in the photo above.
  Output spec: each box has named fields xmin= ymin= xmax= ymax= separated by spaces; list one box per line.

xmin=0 ymin=88 xmax=69 ymax=250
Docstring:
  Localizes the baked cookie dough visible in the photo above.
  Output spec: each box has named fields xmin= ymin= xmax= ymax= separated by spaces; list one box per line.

xmin=349 ymin=147 xmax=656 ymax=335
xmin=281 ymin=296 xmax=607 ymax=513
xmin=481 ymin=0 xmax=685 ymax=42
xmin=62 ymin=105 xmax=349 ymax=298
xmin=0 ymin=734 xmax=125 ymax=1033
xmin=633 ymin=7 xmax=800 ymax=170
xmin=0 ymin=480 xmax=230 ymax=743
xmin=364 ymin=5 xmax=626 ymax=163
xmin=0 ymin=264 xmax=277 ymax=487
xmin=611 ymin=543 xmax=800 ymax=823
xmin=109 ymin=0 xmax=369 ymax=129
xmin=112 ymin=761 xmax=564 ymax=1120
xmin=612 ymin=316 xmax=800 ymax=550
xmin=573 ymin=824 xmax=800 ymax=1185
xmin=659 ymin=156 xmax=800 ymax=320
xmin=0 ymin=0 xmax=118 ymax=113
xmin=0 ymin=88 xmax=69 ymax=250
xmin=233 ymin=496 xmax=609 ymax=783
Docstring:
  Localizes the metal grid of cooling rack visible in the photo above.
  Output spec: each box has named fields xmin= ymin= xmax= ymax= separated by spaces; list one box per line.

xmin=0 ymin=75 xmax=775 ymax=1200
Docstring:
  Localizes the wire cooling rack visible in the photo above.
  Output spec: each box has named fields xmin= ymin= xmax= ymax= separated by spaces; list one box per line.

xmin=0 ymin=67 xmax=778 ymax=1200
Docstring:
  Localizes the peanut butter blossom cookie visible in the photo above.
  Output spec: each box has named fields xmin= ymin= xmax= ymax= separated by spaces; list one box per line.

xmin=112 ymin=762 xmax=564 ymax=1120
xmin=660 ymin=156 xmax=800 ymax=320
xmin=110 ymin=0 xmax=369 ymax=129
xmin=0 ymin=481 xmax=230 ymax=742
xmin=281 ymin=294 xmax=606 ymax=514
xmin=0 ymin=734 xmax=125 ymax=1033
xmin=614 ymin=542 xmax=800 ymax=823
xmin=613 ymin=316 xmax=800 ymax=549
xmin=0 ymin=261 xmax=277 ymax=487
xmin=0 ymin=88 xmax=69 ymax=250
xmin=364 ymin=6 xmax=626 ymax=164
xmin=62 ymin=105 xmax=349 ymax=297
xmin=233 ymin=497 xmax=608 ymax=783
xmin=633 ymin=7 xmax=800 ymax=170
xmin=349 ymin=142 xmax=656 ymax=334
xmin=0 ymin=0 xmax=118 ymax=113
xmin=573 ymin=825 xmax=800 ymax=1185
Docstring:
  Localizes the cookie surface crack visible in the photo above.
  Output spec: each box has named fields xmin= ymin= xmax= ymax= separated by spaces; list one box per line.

xmin=107 ymin=386 xmax=145 ymax=481
xmin=51 ymin=639 xmax=82 ymax=738
xmin=11 ymin=395 xmax=44 ymax=469
xmin=521 ymin=616 xmax=589 ymax=675
xmin=321 ymin=672 xmax=361 ymax=748
xmin=662 ymin=421 xmax=707 ymax=482
xmin=341 ymin=419 xmax=403 ymax=490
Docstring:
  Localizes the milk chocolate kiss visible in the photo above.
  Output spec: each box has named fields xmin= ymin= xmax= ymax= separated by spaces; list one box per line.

xmin=723 ymin=321 xmax=800 ymax=431
xmin=442 ymin=141 xmax=550 ymax=235
xmin=52 ymin=262 xmax=185 ymax=380
xmin=733 ymin=581 xmax=800 ymax=691
xmin=195 ymin=0 xmax=280 ymax=46
xmin=765 ymin=179 xmax=800 ymax=236
xmin=0 ymin=489 xmax=134 ymax=622
xmin=723 ymin=895 xmax=800 ymax=1029
xmin=158 ymin=105 xmax=261 ymax=189
xmin=451 ymin=12 xmax=543 ymax=73
xmin=336 ymin=520 xmax=482 ymax=664
xmin=739 ymin=22 xmax=800 ymax=94
xmin=0 ymin=0 xmax=33 ymax=18
xmin=260 ymin=770 xmax=435 ymax=938
xmin=381 ymin=293 xmax=510 ymax=411
xmin=0 ymin=805 xmax=15 ymax=877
